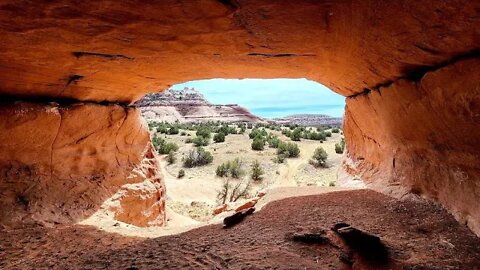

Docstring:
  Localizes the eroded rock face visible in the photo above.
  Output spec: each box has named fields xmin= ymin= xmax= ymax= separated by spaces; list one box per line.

xmin=0 ymin=0 xmax=478 ymax=102
xmin=0 ymin=102 xmax=165 ymax=226
xmin=341 ymin=58 xmax=480 ymax=235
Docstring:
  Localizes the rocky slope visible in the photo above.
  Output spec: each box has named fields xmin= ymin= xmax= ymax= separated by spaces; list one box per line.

xmin=136 ymin=88 xmax=264 ymax=123
xmin=272 ymin=114 xmax=343 ymax=127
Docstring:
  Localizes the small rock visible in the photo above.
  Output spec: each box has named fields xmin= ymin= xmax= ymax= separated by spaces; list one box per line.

xmin=291 ymin=232 xmax=329 ymax=244
xmin=223 ymin=207 xmax=255 ymax=228
xmin=235 ymin=199 xmax=258 ymax=212
xmin=213 ymin=204 xmax=228 ymax=215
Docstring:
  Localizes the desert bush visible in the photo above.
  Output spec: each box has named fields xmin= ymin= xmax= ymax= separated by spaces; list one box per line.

xmin=180 ymin=131 xmax=187 ymax=136
xmin=310 ymin=147 xmax=328 ymax=168
xmin=192 ymin=136 xmax=209 ymax=147
xmin=335 ymin=138 xmax=346 ymax=154
xmin=178 ymin=169 xmax=185 ymax=178
xmin=290 ymin=128 xmax=302 ymax=141
xmin=152 ymin=136 xmax=178 ymax=154
xmin=216 ymin=158 xmax=244 ymax=178
xmin=183 ymin=147 xmax=213 ymax=168
xmin=331 ymin=127 xmax=340 ymax=133
xmin=281 ymin=129 xmax=292 ymax=137
xmin=268 ymin=136 xmax=281 ymax=148
xmin=168 ymin=126 xmax=179 ymax=135
xmin=213 ymin=132 xmax=226 ymax=143
xmin=335 ymin=143 xmax=343 ymax=154
xmin=309 ymin=132 xmax=326 ymax=141
xmin=325 ymin=131 xmax=332 ymax=137
xmin=216 ymin=163 xmax=229 ymax=177
xmin=277 ymin=142 xmax=300 ymax=158
xmin=251 ymin=160 xmax=264 ymax=181
xmin=251 ymin=137 xmax=265 ymax=151
xmin=196 ymin=127 xmax=211 ymax=139
xmin=157 ymin=126 xmax=168 ymax=134
xmin=273 ymin=153 xmax=287 ymax=163
xmin=329 ymin=181 xmax=336 ymax=187
xmin=167 ymin=151 xmax=176 ymax=164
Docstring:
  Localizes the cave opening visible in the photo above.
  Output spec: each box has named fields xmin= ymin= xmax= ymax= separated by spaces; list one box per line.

xmin=132 ymin=78 xmax=348 ymax=229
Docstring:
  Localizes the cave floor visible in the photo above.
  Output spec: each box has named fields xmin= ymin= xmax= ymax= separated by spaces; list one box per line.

xmin=1 ymin=189 xmax=479 ymax=269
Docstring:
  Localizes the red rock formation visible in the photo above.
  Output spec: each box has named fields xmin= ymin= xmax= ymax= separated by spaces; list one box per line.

xmin=0 ymin=102 xmax=165 ymax=226
xmin=0 ymin=1 xmax=478 ymax=102
xmin=341 ymin=58 xmax=480 ymax=234
xmin=0 ymin=0 xmax=478 ymax=235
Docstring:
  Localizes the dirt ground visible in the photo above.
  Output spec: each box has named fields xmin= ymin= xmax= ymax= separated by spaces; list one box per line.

xmin=2 ymin=189 xmax=479 ymax=269
xmin=163 ymin=128 xmax=344 ymax=221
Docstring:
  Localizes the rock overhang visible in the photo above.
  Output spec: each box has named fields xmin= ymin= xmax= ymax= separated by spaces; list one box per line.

xmin=0 ymin=0 xmax=478 ymax=103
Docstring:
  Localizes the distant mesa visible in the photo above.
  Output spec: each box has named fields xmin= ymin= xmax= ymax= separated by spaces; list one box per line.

xmin=271 ymin=114 xmax=343 ymax=127
xmin=135 ymin=88 xmax=265 ymax=123
xmin=136 ymin=88 xmax=343 ymax=126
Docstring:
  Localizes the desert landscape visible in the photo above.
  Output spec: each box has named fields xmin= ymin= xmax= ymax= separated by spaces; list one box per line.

xmin=158 ymin=123 xmax=345 ymax=222
xmin=1 ymin=0 xmax=480 ymax=269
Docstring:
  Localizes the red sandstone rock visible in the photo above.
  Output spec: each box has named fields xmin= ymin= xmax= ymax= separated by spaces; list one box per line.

xmin=0 ymin=102 xmax=166 ymax=226
xmin=0 ymin=1 xmax=478 ymax=102
xmin=235 ymin=198 xmax=258 ymax=213
xmin=341 ymin=58 xmax=480 ymax=236
xmin=213 ymin=204 xmax=228 ymax=216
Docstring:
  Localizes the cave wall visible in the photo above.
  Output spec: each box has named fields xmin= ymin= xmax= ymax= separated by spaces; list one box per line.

xmin=0 ymin=0 xmax=478 ymax=233
xmin=0 ymin=102 xmax=165 ymax=226
xmin=341 ymin=58 xmax=480 ymax=235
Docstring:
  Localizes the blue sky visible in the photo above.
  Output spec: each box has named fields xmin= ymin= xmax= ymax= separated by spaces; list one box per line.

xmin=171 ymin=78 xmax=345 ymax=118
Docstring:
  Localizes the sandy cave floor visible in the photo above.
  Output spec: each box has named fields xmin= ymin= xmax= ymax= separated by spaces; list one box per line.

xmin=1 ymin=189 xmax=480 ymax=269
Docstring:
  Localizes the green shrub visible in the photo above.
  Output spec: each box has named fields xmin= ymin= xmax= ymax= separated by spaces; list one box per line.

xmin=183 ymin=147 xmax=213 ymax=168
xmin=216 ymin=158 xmax=244 ymax=178
xmin=277 ymin=142 xmax=300 ymax=158
xmin=213 ymin=132 xmax=226 ymax=143
xmin=273 ymin=154 xmax=286 ymax=164
xmin=196 ymin=127 xmax=211 ymax=139
xmin=157 ymin=126 xmax=168 ymax=134
xmin=180 ymin=131 xmax=187 ymax=136
xmin=290 ymin=128 xmax=302 ymax=141
xmin=178 ymin=169 xmax=185 ymax=178
xmin=229 ymin=158 xmax=244 ymax=178
xmin=251 ymin=137 xmax=265 ymax=151
xmin=335 ymin=138 xmax=346 ymax=154
xmin=331 ymin=128 xmax=340 ymax=133
xmin=309 ymin=132 xmax=326 ymax=141
xmin=167 ymin=151 xmax=176 ymax=164
xmin=268 ymin=136 xmax=281 ymax=148
xmin=152 ymin=136 xmax=179 ymax=154
xmin=216 ymin=163 xmax=229 ymax=177
xmin=335 ymin=143 xmax=343 ymax=154
xmin=310 ymin=147 xmax=328 ymax=168
xmin=325 ymin=131 xmax=332 ymax=137
xmin=168 ymin=126 xmax=179 ymax=135
xmin=329 ymin=181 xmax=335 ymax=187
xmin=251 ymin=160 xmax=264 ymax=181
xmin=192 ymin=136 xmax=209 ymax=147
